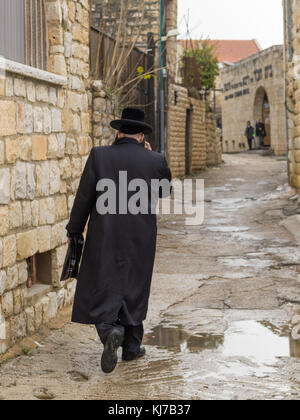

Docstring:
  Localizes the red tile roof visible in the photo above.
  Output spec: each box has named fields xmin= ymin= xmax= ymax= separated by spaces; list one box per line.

xmin=179 ymin=39 xmax=261 ymax=64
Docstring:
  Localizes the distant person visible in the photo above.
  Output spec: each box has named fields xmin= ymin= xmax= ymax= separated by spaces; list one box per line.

xmin=245 ymin=121 xmax=254 ymax=151
xmin=256 ymin=119 xmax=266 ymax=149
xmin=254 ymin=120 xmax=259 ymax=149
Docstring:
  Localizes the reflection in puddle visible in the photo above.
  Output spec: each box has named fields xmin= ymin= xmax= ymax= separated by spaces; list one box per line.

xmin=145 ymin=326 xmax=224 ymax=354
xmin=145 ymin=321 xmax=300 ymax=361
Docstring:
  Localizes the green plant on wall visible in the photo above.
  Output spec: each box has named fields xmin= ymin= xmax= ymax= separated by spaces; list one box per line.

xmin=182 ymin=40 xmax=219 ymax=91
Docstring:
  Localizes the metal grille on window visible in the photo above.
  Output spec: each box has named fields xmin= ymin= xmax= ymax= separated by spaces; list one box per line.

xmin=24 ymin=0 xmax=49 ymax=70
xmin=0 ymin=0 xmax=49 ymax=70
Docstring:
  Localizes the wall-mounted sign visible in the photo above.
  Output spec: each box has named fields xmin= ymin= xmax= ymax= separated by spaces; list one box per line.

xmin=224 ymin=65 xmax=273 ymax=101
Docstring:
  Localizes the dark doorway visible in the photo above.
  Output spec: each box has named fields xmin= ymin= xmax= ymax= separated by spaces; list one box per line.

xmin=262 ymin=93 xmax=271 ymax=147
xmin=254 ymin=87 xmax=271 ymax=148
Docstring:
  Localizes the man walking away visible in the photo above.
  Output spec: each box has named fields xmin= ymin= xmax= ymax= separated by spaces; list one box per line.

xmin=256 ymin=119 xmax=266 ymax=149
xmin=245 ymin=121 xmax=254 ymax=151
xmin=66 ymin=108 xmax=172 ymax=374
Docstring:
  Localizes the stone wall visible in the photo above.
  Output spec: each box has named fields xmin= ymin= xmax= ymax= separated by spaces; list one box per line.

xmin=0 ymin=0 xmax=91 ymax=353
xmin=189 ymin=98 xmax=207 ymax=173
xmin=206 ymin=114 xmax=222 ymax=167
xmin=92 ymin=0 xmax=160 ymax=49
xmin=284 ymin=0 xmax=300 ymax=189
xmin=221 ymin=45 xmax=286 ymax=155
xmin=167 ymin=84 xmax=221 ymax=178
xmin=92 ymin=81 xmax=116 ymax=147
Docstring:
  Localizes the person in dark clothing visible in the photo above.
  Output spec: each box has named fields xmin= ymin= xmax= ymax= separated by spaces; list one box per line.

xmin=66 ymin=108 xmax=172 ymax=374
xmin=245 ymin=121 xmax=254 ymax=151
xmin=256 ymin=119 xmax=266 ymax=148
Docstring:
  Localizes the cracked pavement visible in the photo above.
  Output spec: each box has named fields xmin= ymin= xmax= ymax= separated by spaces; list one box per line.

xmin=0 ymin=153 xmax=300 ymax=400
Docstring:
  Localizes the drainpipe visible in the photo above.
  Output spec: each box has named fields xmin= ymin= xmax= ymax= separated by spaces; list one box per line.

xmin=159 ymin=0 xmax=166 ymax=155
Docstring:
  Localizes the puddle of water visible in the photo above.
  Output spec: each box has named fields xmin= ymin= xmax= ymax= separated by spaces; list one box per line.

xmin=210 ymin=198 xmax=254 ymax=211
xmin=206 ymin=185 xmax=235 ymax=193
xmin=218 ymin=257 xmax=274 ymax=269
xmin=231 ymin=232 xmax=262 ymax=242
xmin=145 ymin=325 xmax=224 ymax=354
xmin=230 ymin=178 xmax=246 ymax=183
xmin=204 ymin=226 xmax=250 ymax=233
xmin=145 ymin=320 xmax=300 ymax=362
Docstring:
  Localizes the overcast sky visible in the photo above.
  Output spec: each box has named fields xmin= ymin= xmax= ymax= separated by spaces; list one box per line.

xmin=178 ymin=0 xmax=284 ymax=50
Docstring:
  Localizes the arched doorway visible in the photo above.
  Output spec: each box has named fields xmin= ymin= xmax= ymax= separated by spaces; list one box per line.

xmin=254 ymin=87 xmax=271 ymax=147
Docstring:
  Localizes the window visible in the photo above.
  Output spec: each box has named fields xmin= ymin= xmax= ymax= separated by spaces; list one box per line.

xmin=0 ymin=0 xmax=48 ymax=70
xmin=26 ymin=251 xmax=52 ymax=288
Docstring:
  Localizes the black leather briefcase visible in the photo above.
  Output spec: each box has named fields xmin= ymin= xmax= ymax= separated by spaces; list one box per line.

xmin=60 ymin=234 xmax=84 ymax=281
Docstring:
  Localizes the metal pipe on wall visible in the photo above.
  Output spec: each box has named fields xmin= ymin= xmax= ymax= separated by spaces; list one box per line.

xmin=159 ymin=0 xmax=167 ymax=155
xmin=283 ymin=0 xmax=294 ymax=182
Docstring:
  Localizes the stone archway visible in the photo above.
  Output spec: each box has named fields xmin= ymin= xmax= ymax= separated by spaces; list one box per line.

xmin=253 ymin=87 xmax=271 ymax=147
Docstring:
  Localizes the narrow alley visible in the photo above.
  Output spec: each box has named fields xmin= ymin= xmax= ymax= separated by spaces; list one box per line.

xmin=0 ymin=152 xmax=299 ymax=400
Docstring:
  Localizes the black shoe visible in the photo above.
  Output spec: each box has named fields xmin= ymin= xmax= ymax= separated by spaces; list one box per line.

xmin=122 ymin=347 xmax=146 ymax=362
xmin=101 ymin=330 xmax=124 ymax=374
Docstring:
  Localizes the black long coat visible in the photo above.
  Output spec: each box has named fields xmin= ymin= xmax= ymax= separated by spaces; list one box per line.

xmin=66 ymin=137 xmax=172 ymax=326
xmin=256 ymin=122 xmax=266 ymax=137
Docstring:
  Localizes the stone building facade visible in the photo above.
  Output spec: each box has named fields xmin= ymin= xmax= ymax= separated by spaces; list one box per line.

xmin=221 ymin=45 xmax=286 ymax=155
xmin=284 ymin=0 xmax=300 ymax=190
xmin=91 ymin=0 xmax=222 ymax=178
xmin=0 ymin=0 xmax=221 ymax=354
xmin=167 ymin=85 xmax=221 ymax=177
xmin=0 ymin=0 xmax=91 ymax=354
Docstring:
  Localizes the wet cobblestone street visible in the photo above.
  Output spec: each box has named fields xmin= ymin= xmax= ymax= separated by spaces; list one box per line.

xmin=0 ymin=153 xmax=300 ymax=400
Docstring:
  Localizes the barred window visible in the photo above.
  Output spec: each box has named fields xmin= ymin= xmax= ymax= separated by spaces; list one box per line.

xmin=0 ymin=0 xmax=48 ymax=71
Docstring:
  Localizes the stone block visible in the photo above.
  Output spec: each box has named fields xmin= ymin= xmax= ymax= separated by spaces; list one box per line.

xmin=17 ymin=102 xmax=25 ymax=133
xmin=19 ymin=136 xmax=32 ymax=161
xmin=16 ymin=230 xmax=38 ymax=260
xmin=36 ymin=161 xmax=50 ymax=196
xmin=54 ymin=195 xmax=68 ymax=220
xmin=6 ymin=266 xmax=18 ymax=291
xmin=14 ymin=78 xmax=26 ymax=97
xmin=15 ymin=161 xmax=26 ymax=199
xmin=49 ymin=161 xmax=61 ymax=194
xmin=10 ymin=313 xmax=26 ymax=344
xmin=25 ymin=307 xmax=35 ymax=335
xmin=0 ymin=206 xmax=8 ymax=236
xmin=36 ymin=85 xmax=49 ymax=102
xmin=2 ymin=235 xmax=17 ymax=268
xmin=18 ymin=261 xmax=28 ymax=286
xmin=51 ymin=108 xmax=62 ymax=132
xmin=5 ymin=138 xmax=20 ymax=164
xmin=0 ymin=271 xmax=7 ymax=297
xmin=33 ymin=106 xmax=43 ymax=132
xmin=2 ymin=292 xmax=13 ymax=317
xmin=39 ymin=198 xmax=55 ymax=225
xmin=0 ymin=169 xmax=10 ymax=205
xmin=48 ymin=292 xmax=58 ymax=319
xmin=37 ymin=226 xmax=52 ymax=253
xmin=26 ymin=81 xmax=36 ymax=102
xmin=32 ymin=135 xmax=47 ymax=160
xmin=0 ymin=101 xmax=16 ymax=136
xmin=9 ymin=202 xmax=23 ymax=229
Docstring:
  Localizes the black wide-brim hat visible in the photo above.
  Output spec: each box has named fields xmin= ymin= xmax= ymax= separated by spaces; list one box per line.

xmin=110 ymin=107 xmax=153 ymax=135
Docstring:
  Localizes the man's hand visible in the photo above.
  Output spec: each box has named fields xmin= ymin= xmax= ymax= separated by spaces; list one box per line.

xmin=145 ymin=141 xmax=152 ymax=151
